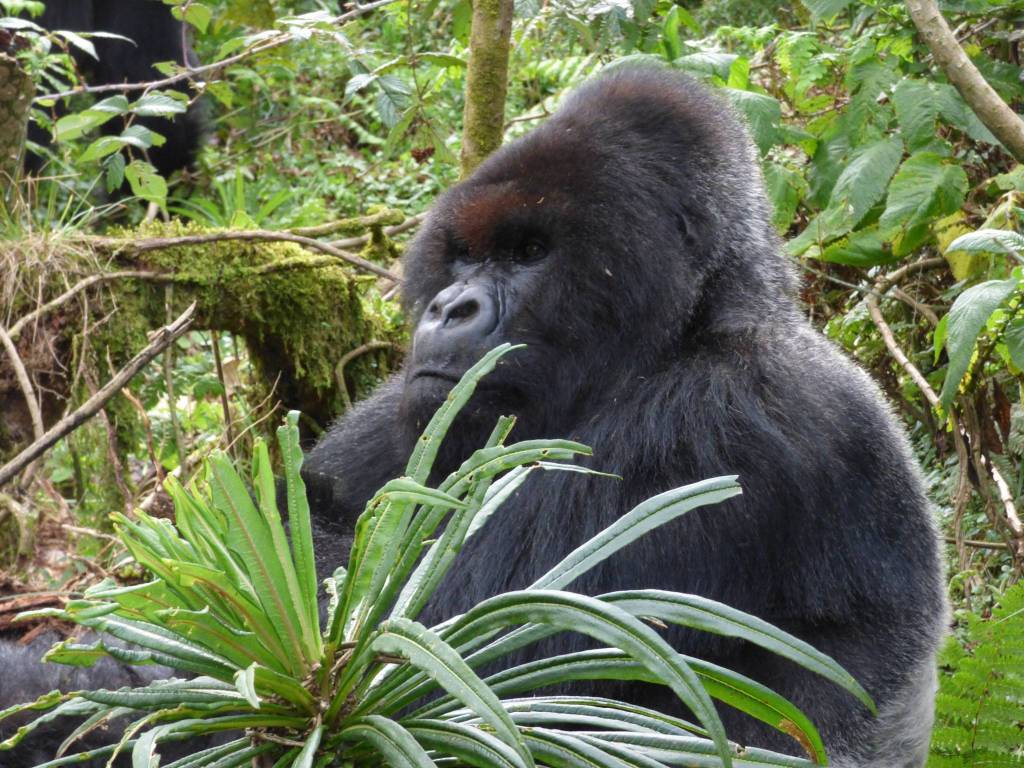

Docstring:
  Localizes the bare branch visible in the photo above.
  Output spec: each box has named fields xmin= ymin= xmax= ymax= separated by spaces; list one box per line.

xmin=0 ymin=303 xmax=196 ymax=487
xmin=0 ymin=324 xmax=44 ymax=440
xmin=906 ymin=0 xmax=1024 ymax=161
xmin=35 ymin=0 xmax=401 ymax=102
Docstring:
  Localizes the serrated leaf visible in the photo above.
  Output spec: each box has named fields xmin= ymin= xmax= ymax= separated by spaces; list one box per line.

xmin=131 ymin=92 xmax=188 ymax=117
xmin=947 ymin=228 xmax=1024 ymax=258
xmin=124 ymin=160 xmax=168 ymax=206
xmin=939 ymin=279 xmax=1018 ymax=409
xmin=892 ymin=78 xmax=940 ymax=151
xmin=722 ymin=89 xmax=780 ymax=155
xmin=880 ymin=152 xmax=968 ymax=256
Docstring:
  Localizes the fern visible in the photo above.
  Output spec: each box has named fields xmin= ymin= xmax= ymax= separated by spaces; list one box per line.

xmin=929 ymin=583 xmax=1024 ymax=766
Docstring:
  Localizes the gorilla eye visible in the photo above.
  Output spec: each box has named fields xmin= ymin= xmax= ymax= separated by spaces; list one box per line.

xmin=518 ymin=239 xmax=547 ymax=262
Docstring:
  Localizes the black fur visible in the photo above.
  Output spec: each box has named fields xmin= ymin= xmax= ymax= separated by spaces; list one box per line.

xmin=303 ymin=66 xmax=947 ymax=765
xmin=27 ymin=0 xmax=206 ymax=177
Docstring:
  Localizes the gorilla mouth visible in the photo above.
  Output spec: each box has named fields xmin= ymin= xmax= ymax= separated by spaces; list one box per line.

xmin=411 ymin=368 xmax=462 ymax=384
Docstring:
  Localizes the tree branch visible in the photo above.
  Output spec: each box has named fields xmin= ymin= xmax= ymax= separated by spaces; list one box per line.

xmin=0 ymin=324 xmax=44 ymax=440
xmin=906 ymin=0 xmax=1024 ymax=161
xmin=0 ymin=303 xmax=196 ymax=487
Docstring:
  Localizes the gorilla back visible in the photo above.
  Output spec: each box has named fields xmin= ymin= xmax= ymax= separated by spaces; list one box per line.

xmin=304 ymin=65 xmax=947 ymax=766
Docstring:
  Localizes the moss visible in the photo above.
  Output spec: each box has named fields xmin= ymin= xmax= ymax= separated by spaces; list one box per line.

xmin=99 ymin=220 xmax=405 ymax=424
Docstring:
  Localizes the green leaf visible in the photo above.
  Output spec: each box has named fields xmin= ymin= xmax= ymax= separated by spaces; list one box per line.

xmin=763 ymin=162 xmax=807 ymax=234
xmin=405 ymin=343 xmax=520 ymax=483
xmin=131 ymin=92 xmax=188 ymax=117
xmin=892 ymin=78 xmax=940 ymax=151
xmin=278 ymin=411 xmax=320 ymax=644
xmin=798 ymin=0 xmax=851 ymax=20
xmin=339 ymin=715 xmax=437 ymax=768
xmin=404 ymin=719 xmax=524 ymax=768
xmin=722 ymin=89 xmax=780 ymax=155
xmin=947 ymin=229 xmax=1024 ymax=258
xmin=124 ymin=161 xmax=168 ymax=207
xmin=54 ymin=28 xmax=97 ymax=58
xmin=372 ymin=619 xmax=533 ymax=768
xmin=531 ymin=476 xmax=741 ymax=591
xmin=788 ymin=136 xmax=903 ymax=254
xmin=939 ymin=279 xmax=1018 ymax=409
xmin=208 ymin=450 xmax=311 ymax=673
xmin=817 ymin=225 xmax=895 ymax=267
xmin=879 ymin=152 xmax=968 ymax=256
xmin=291 ymin=724 xmax=323 ymax=768
xmin=602 ymin=590 xmax=874 ymax=713
xmin=443 ymin=591 xmax=732 ymax=766
xmin=233 ymin=664 xmax=260 ymax=709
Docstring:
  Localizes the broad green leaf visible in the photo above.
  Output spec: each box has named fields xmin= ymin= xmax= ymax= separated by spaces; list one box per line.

xmin=799 ymin=0 xmax=851 ymax=20
xmin=722 ymin=89 xmax=780 ymax=155
xmin=54 ymin=29 xmax=96 ymax=58
xmin=947 ymin=228 xmax=1024 ymax=258
xmin=1005 ymin=319 xmax=1024 ymax=370
xmin=124 ymin=161 xmax=168 ymax=207
xmin=818 ymin=225 xmax=895 ymax=267
xmin=892 ymin=79 xmax=940 ymax=151
xmin=763 ymin=162 xmax=807 ymax=234
xmin=879 ymin=152 xmax=968 ymax=256
xmin=131 ymin=91 xmax=188 ymax=117
xmin=939 ymin=279 xmax=1018 ymax=409
xmin=372 ymin=619 xmax=533 ymax=768
xmin=788 ymin=137 xmax=903 ymax=254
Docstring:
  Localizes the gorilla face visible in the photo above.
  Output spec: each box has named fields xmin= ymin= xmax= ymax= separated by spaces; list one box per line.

xmin=398 ymin=66 xmax=783 ymax=443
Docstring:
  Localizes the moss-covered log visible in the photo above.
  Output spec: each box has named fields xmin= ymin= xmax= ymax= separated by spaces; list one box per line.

xmin=0 ymin=222 xmax=407 ymax=461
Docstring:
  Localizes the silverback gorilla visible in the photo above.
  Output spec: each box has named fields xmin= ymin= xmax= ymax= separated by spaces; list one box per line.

xmin=301 ymin=66 xmax=947 ymax=765
xmin=0 ymin=66 xmax=945 ymax=767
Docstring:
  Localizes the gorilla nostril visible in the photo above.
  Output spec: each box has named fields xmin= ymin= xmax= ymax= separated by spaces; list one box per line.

xmin=446 ymin=299 xmax=479 ymax=324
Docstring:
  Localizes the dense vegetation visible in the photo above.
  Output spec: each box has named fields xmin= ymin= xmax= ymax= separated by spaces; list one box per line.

xmin=1 ymin=0 xmax=1023 ymax=765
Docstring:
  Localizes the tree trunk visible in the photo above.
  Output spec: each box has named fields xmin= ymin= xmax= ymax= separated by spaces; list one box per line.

xmin=459 ymin=0 xmax=515 ymax=177
xmin=0 ymin=52 xmax=34 ymax=209
xmin=906 ymin=0 xmax=1024 ymax=162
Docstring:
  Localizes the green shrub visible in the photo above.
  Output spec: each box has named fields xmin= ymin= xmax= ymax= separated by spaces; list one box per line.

xmin=0 ymin=345 xmax=871 ymax=768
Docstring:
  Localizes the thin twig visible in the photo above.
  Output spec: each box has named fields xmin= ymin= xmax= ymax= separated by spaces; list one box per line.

xmin=0 ymin=303 xmax=196 ymax=487
xmin=35 ymin=0 xmax=401 ymax=102
xmin=0 ymin=324 xmax=44 ymax=440
xmin=335 ymin=341 xmax=400 ymax=410
xmin=330 ymin=213 xmax=425 ymax=249
xmin=211 ymin=331 xmax=236 ymax=455
xmin=9 ymin=270 xmax=168 ymax=342
xmin=942 ymin=535 xmax=1009 ymax=550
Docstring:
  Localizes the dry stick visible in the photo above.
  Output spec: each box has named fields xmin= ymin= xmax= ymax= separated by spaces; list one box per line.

xmin=0 ymin=303 xmax=196 ymax=488
xmin=9 ymin=270 xmax=168 ymax=342
xmin=100 ymin=230 xmax=401 ymax=282
xmin=334 ymin=340 xmax=400 ymax=410
xmin=331 ymin=213 xmax=425 ymax=249
xmin=0 ymin=324 xmax=44 ymax=441
xmin=943 ymin=535 xmax=1010 ymax=550
xmin=211 ymin=330 xmax=237 ymax=455
xmin=36 ymin=0 xmax=401 ymax=102
xmin=906 ymin=0 xmax=1024 ymax=161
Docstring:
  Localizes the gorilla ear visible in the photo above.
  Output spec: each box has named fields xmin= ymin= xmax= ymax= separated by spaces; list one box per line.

xmin=676 ymin=211 xmax=692 ymax=241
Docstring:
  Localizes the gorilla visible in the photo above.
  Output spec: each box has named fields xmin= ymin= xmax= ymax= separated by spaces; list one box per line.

xmin=26 ymin=0 xmax=206 ymax=177
xmin=301 ymin=66 xmax=947 ymax=765
xmin=0 ymin=66 xmax=946 ymax=767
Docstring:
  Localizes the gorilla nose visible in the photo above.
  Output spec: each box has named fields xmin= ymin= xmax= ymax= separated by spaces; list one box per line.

xmin=416 ymin=283 xmax=499 ymax=352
